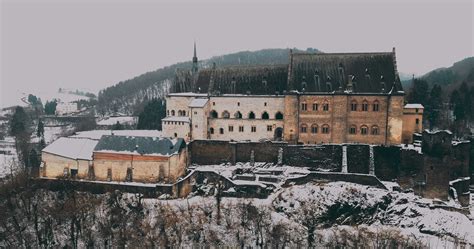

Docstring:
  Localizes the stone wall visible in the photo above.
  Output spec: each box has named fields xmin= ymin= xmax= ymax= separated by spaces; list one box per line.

xmin=189 ymin=140 xmax=233 ymax=165
xmin=346 ymin=144 xmax=370 ymax=174
xmin=283 ymin=145 xmax=342 ymax=170
xmin=374 ymin=146 xmax=400 ymax=181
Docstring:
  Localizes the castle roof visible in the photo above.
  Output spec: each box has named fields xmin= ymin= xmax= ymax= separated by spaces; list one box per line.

xmin=289 ymin=52 xmax=402 ymax=93
xmin=172 ymin=49 xmax=403 ymax=95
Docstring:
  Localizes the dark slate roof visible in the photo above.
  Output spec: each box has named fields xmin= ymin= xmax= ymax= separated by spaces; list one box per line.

xmin=172 ymin=49 xmax=403 ymax=95
xmin=94 ymin=135 xmax=185 ymax=156
xmin=174 ymin=65 xmax=288 ymax=95
xmin=289 ymin=52 xmax=402 ymax=93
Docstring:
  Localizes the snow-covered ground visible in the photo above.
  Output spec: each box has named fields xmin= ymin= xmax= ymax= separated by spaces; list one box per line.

xmin=158 ymin=181 xmax=474 ymax=247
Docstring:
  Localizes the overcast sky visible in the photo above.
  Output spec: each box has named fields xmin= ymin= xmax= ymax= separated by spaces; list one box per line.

xmin=1 ymin=0 xmax=473 ymax=107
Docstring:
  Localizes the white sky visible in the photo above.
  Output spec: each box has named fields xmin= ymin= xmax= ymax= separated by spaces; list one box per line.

xmin=1 ymin=0 xmax=473 ymax=107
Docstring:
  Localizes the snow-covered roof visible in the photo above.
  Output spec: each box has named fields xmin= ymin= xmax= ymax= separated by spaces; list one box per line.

xmin=42 ymin=137 xmax=98 ymax=161
xmin=97 ymin=116 xmax=137 ymax=126
xmin=168 ymin=92 xmax=208 ymax=97
xmin=162 ymin=116 xmax=191 ymax=123
xmin=404 ymin=103 xmax=424 ymax=109
xmin=189 ymin=98 xmax=208 ymax=108
xmin=71 ymin=130 xmax=162 ymax=140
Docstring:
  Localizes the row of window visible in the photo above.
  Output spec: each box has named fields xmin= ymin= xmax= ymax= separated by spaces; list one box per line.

xmin=163 ymin=121 xmax=186 ymax=125
xmin=348 ymin=125 xmax=380 ymax=135
xmin=300 ymin=124 xmax=330 ymax=134
xmin=350 ymin=100 xmax=380 ymax=112
xmin=210 ymin=125 xmax=275 ymax=134
xmin=301 ymin=103 xmax=329 ymax=111
xmin=210 ymin=110 xmax=284 ymax=120
xmin=167 ymin=110 xmax=188 ymax=116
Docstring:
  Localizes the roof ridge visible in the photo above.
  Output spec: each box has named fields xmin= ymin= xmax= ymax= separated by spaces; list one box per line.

xmin=292 ymin=51 xmax=393 ymax=56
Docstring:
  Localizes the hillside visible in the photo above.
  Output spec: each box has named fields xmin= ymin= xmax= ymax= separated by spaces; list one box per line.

xmin=403 ymin=57 xmax=474 ymax=91
xmin=97 ymin=48 xmax=318 ymax=115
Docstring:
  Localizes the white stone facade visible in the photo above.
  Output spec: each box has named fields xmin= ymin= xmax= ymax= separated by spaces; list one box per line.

xmin=163 ymin=93 xmax=285 ymax=142
xmin=56 ymin=102 xmax=78 ymax=115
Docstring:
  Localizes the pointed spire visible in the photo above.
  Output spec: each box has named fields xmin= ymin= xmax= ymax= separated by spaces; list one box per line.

xmin=192 ymin=41 xmax=198 ymax=73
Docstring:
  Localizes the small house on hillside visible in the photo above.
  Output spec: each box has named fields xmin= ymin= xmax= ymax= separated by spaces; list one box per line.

xmin=92 ymin=135 xmax=187 ymax=183
xmin=41 ymin=137 xmax=98 ymax=178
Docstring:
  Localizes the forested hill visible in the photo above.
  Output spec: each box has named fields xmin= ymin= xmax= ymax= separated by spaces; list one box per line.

xmin=423 ymin=57 xmax=474 ymax=88
xmin=402 ymin=57 xmax=474 ymax=91
xmin=97 ymin=48 xmax=319 ymax=115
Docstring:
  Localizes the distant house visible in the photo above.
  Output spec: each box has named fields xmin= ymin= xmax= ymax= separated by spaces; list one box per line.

xmin=92 ymin=135 xmax=187 ymax=183
xmin=55 ymin=102 xmax=78 ymax=116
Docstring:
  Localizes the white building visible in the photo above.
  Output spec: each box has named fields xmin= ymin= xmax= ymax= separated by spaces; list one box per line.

xmin=55 ymin=102 xmax=78 ymax=115
xmin=162 ymin=93 xmax=285 ymax=142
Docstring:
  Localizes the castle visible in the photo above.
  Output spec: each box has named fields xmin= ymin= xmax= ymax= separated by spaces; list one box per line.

xmin=163 ymin=45 xmax=423 ymax=145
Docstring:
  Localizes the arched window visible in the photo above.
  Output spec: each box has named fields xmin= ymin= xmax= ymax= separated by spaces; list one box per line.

xmin=222 ymin=110 xmax=230 ymax=119
xmin=234 ymin=111 xmax=242 ymax=119
xmin=300 ymin=124 xmax=307 ymax=133
xmin=373 ymin=100 xmax=380 ymax=112
xmin=178 ymin=110 xmax=183 ymax=116
xmin=210 ymin=128 xmax=214 ymax=134
xmin=362 ymin=101 xmax=369 ymax=111
xmin=323 ymin=101 xmax=329 ymax=111
xmin=371 ymin=125 xmax=379 ymax=135
xmin=210 ymin=110 xmax=218 ymax=118
xmin=167 ymin=110 xmax=170 ymax=116
xmin=275 ymin=112 xmax=283 ymax=120
xmin=360 ymin=125 xmax=368 ymax=135
xmin=350 ymin=100 xmax=357 ymax=111
xmin=248 ymin=111 xmax=255 ymax=119
xmin=261 ymin=111 xmax=269 ymax=119
xmin=182 ymin=110 xmax=187 ymax=116
xmin=322 ymin=124 xmax=330 ymax=134
xmin=311 ymin=124 xmax=318 ymax=134
xmin=219 ymin=128 xmax=224 ymax=134
xmin=349 ymin=125 xmax=357 ymax=134
xmin=171 ymin=110 xmax=175 ymax=116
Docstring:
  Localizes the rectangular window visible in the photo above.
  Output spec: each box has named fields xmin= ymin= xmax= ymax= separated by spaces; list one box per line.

xmin=239 ymin=126 xmax=244 ymax=132
xmin=213 ymin=102 xmax=215 ymax=106
xmin=300 ymin=126 xmax=307 ymax=133
xmin=371 ymin=127 xmax=379 ymax=135
xmin=312 ymin=103 xmax=318 ymax=111
xmin=251 ymin=126 xmax=256 ymax=132
xmin=361 ymin=127 xmax=368 ymax=135
xmin=349 ymin=127 xmax=356 ymax=134
xmin=311 ymin=126 xmax=318 ymax=133
xmin=373 ymin=104 xmax=379 ymax=112
xmin=267 ymin=125 xmax=272 ymax=132
xmin=322 ymin=126 xmax=329 ymax=134
xmin=323 ymin=104 xmax=329 ymax=111
xmin=416 ymin=118 xmax=419 ymax=124
xmin=264 ymin=102 xmax=267 ymax=106
xmin=351 ymin=103 xmax=357 ymax=111
xmin=194 ymin=111 xmax=197 ymax=115
xmin=362 ymin=103 xmax=368 ymax=111
xmin=228 ymin=125 xmax=234 ymax=132
xmin=301 ymin=103 xmax=307 ymax=111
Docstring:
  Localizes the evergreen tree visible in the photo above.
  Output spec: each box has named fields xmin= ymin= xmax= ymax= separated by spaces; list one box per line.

xmin=407 ymin=79 xmax=429 ymax=106
xmin=28 ymin=149 xmax=40 ymax=168
xmin=112 ymin=121 xmax=123 ymax=130
xmin=427 ymin=84 xmax=443 ymax=128
xmin=37 ymin=119 xmax=45 ymax=138
xmin=44 ymin=100 xmax=58 ymax=115
xmin=10 ymin=106 xmax=29 ymax=137
xmin=137 ymin=99 xmax=166 ymax=130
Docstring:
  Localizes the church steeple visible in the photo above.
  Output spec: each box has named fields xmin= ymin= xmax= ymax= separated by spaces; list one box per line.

xmin=192 ymin=41 xmax=198 ymax=73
